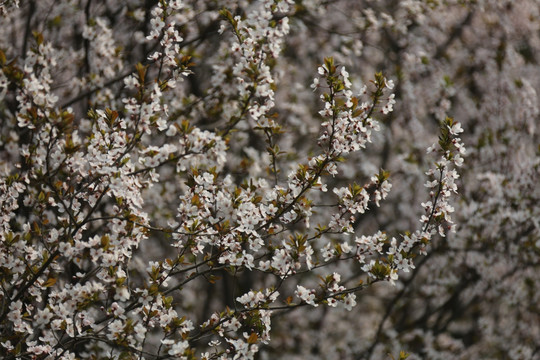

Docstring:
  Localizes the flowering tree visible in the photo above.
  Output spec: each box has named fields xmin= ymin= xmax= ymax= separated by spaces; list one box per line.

xmin=0 ymin=1 xmax=537 ymax=360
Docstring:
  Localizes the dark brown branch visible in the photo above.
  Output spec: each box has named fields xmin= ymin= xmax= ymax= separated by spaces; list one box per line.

xmin=21 ymin=0 xmax=36 ymax=58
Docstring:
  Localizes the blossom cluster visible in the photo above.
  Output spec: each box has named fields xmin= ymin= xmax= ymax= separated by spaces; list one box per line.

xmin=2 ymin=0 xmax=537 ymax=359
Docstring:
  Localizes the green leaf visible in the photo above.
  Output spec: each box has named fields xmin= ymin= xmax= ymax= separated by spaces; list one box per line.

xmin=43 ymin=277 xmax=57 ymax=287
xmin=0 ymin=49 xmax=6 ymax=65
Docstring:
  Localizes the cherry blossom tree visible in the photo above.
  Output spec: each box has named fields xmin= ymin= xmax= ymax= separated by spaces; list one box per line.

xmin=0 ymin=1 xmax=537 ymax=359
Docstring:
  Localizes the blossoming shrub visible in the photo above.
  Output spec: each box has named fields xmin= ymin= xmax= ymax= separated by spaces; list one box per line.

xmin=0 ymin=1 xmax=537 ymax=360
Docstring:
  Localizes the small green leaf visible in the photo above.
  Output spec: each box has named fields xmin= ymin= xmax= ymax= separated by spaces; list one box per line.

xmin=43 ymin=277 xmax=57 ymax=287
